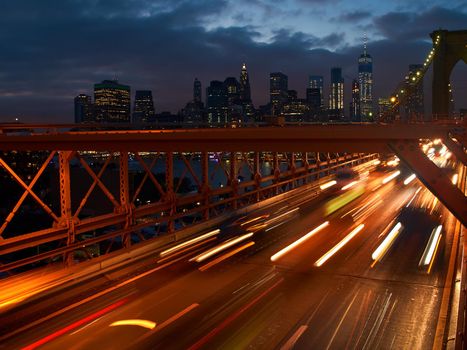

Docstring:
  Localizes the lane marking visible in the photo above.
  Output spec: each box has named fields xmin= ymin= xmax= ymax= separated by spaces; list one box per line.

xmin=132 ymin=303 xmax=200 ymax=345
xmin=188 ymin=278 xmax=284 ymax=350
xmin=326 ymin=293 xmax=358 ymax=350
xmin=280 ymin=325 xmax=308 ymax=350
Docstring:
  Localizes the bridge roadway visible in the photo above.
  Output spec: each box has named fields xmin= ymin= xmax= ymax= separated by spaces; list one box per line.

xmin=0 ymin=168 xmax=459 ymax=349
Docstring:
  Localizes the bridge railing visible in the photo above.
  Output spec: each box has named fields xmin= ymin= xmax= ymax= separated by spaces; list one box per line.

xmin=0 ymin=146 xmax=377 ymax=276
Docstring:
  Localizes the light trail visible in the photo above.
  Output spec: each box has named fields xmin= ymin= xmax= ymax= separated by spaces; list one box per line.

xmin=199 ymin=241 xmax=255 ymax=271
xmin=264 ymin=207 xmax=299 ymax=227
xmin=406 ymin=186 xmax=422 ymax=207
xmin=270 ymin=221 xmax=329 ymax=262
xmin=452 ymin=173 xmax=459 ymax=185
xmin=160 ymin=229 xmax=220 ymax=257
xmin=403 ymin=174 xmax=416 ymax=185
xmin=240 ymin=214 xmax=269 ymax=227
xmin=341 ymin=181 xmax=358 ymax=190
xmin=371 ymin=222 xmax=403 ymax=266
xmin=419 ymin=225 xmax=442 ymax=271
xmin=314 ymin=224 xmax=365 ymax=267
xmin=157 ymin=237 xmax=217 ymax=264
xmin=109 ymin=319 xmax=156 ymax=330
xmin=320 ymin=180 xmax=337 ymax=190
xmin=21 ymin=299 xmax=127 ymax=350
xmin=382 ymin=170 xmax=401 ymax=184
xmin=191 ymin=233 xmax=254 ymax=263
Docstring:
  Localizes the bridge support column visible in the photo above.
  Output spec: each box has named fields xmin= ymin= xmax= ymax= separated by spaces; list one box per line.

xmin=119 ymin=152 xmax=133 ymax=248
xmin=58 ymin=151 xmax=74 ymax=266
xmin=229 ymin=152 xmax=238 ymax=210
xmin=289 ymin=152 xmax=296 ymax=189
xmin=273 ymin=152 xmax=280 ymax=195
xmin=389 ymin=141 xmax=467 ymax=226
xmin=254 ymin=151 xmax=261 ymax=201
xmin=201 ymin=152 xmax=210 ymax=221
xmin=303 ymin=152 xmax=309 ymax=184
xmin=165 ymin=152 xmax=175 ymax=234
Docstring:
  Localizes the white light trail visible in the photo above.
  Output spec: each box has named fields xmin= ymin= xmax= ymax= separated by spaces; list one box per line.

xmin=191 ymin=232 xmax=253 ymax=262
xmin=419 ymin=225 xmax=442 ymax=268
xmin=403 ymin=174 xmax=416 ymax=185
xmin=341 ymin=181 xmax=358 ymax=191
xmin=320 ymin=180 xmax=337 ymax=190
xmin=160 ymin=229 xmax=220 ymax=257
xmin=371 ymin=222 xmax=403 ymax=263
xmin=314 ymin=224 xmax=365 ymax=267
xmin=270 ymin=221 xmax=329 ymax=262
xmin=452 ymin=173 xmax=459 ymax=185
xmin=406 ymin=186 xmax=422 ymax=207
xmin=382 ymin=170 xmax=401 ymax=184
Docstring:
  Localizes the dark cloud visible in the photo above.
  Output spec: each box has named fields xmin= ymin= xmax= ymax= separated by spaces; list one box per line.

xmin=374 ymin=6 xmax=467 ymax=41
xmin=334 ymin=10 xmax=371 ymax=22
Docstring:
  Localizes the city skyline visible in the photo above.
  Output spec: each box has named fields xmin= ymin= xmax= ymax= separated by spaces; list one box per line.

xmin=0 ymin=1 xmax=466 ymax=122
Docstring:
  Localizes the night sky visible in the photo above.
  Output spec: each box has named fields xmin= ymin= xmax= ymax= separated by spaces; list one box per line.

xmin=0 ymin=0 xmax=466 ymax=122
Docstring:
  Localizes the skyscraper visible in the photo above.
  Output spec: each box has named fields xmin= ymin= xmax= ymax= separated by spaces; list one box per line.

xmin=308 ymin=75 xmax=324 ymax=108
xmin=94 ymin=80 xmax=131 ymax=123
xmin=239 ymin=63 xmax=255 ymax=121
xmin=358 ymin=40 xmax=373 ymax=121
xmin=74 ymin=94 xmax=93 ymax=123
xmin=193 ymin=78 xmax=202 ymax=104
xmin=132 ymin=90 xmax=155 ymax=123
xmin=306 ymin=88 xmax=321 ymax=109
xmin=270 ymin=72 xmax=288 ymax=115
xmin=224 ymin=77 xmax=241 ymax=106
xmin=350 ymin=79 xmax=361 ymax=122
xmin=239 ymin=63 xmax=251 ymax=102
xmin=329 ymin=67 xmax=344 ymax=120
xmin=206 ymin=80 xmax=228 ymax=125
xmin=406 ymin=64 xmax=424 ymax=121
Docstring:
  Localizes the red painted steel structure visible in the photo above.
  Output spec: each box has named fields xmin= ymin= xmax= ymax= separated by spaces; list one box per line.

xmin=0 ymin=125 xmax=386 ymax=274
xmin=0 ymin=123 xmax=464 ymax=274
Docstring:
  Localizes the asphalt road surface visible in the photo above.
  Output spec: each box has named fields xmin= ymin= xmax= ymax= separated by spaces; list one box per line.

xmin=0 ymin=166 xmax=459 ymax=350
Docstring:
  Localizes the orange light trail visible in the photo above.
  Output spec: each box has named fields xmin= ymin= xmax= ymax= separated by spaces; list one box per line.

xmin=109 ymin=319 xmax=156 ymax=329
xmin=270 ymin=221 xmax=329 ymax=262
xmin=314 ymin=224 xmax=365 ymax=267
xmin=240 ymin=215 xmax=269 ymax=227
xmin=199 ymin=241 xmax=255 ymax=272
xmin=156 ymin=237 xmax=217 ymax=264
xmin=160 ymin=229 xmax=220 ymax=257
xmin=191 ymin=233 xmax=254 ymax=263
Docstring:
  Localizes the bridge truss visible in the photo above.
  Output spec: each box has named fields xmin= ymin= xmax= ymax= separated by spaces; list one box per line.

xmin=0 ymin=123 xmax=464 ymax=275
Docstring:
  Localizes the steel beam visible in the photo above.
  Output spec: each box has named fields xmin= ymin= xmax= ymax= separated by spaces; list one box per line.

xmin=0 ymin=151 xmax=56 ymax=236
xmin=166 ymin=151 xmax=175 ymax=233
xmin=444 ymin=135 xmax=467 ymax=166
xmin=119 ymin=152 xmax=132 ymax=248
xmin=0 ymin=124 xmax=463 ymax=152
xmin=389 ymin=141 xmax=467 ymax=226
